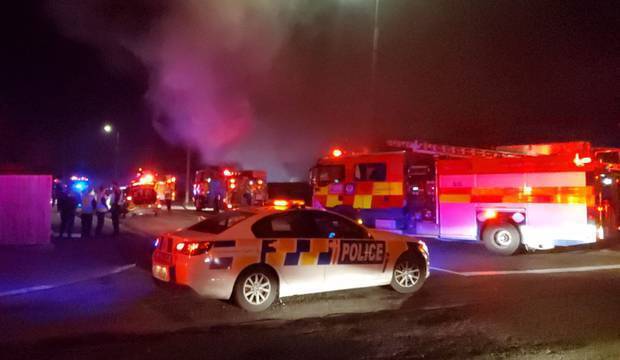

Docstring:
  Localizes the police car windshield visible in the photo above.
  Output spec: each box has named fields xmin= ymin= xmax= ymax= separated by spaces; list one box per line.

xmin=188 ymin=211 xmax=254 ymax=234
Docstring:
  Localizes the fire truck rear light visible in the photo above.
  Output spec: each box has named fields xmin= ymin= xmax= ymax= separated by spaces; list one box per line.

xmin=483 ymin=209 xmax=498 ymax=219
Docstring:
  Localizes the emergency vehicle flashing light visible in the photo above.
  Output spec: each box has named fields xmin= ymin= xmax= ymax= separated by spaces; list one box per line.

xmin=223 ymin=169 xmax=233 ymax=177
xmin=483 ymin=209 xmax=498 ymax=220
xmin=512 ymin=212 xmax=526 ymax=223
xmin=573 ymin=153 xmax=592 ymax=167
xmin=72 ymin=181 xmax=87 ymax=191
xmin=273 ymin=199 xmax=305 ymax=210
xmin=332 ymin=148 xmax=343 ymax=157
xmin=273 ymin=199 xmax=289 ymax=207
xmin=136 ymin=173 xmax=155 ymax=185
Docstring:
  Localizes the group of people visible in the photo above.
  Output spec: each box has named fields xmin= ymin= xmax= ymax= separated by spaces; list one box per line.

xmin=57 ymin=183 xmax=123 ymax=239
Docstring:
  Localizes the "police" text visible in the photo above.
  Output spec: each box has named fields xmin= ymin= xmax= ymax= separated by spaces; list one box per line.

xmin=338 ymin=240 xmax=385 ymax=264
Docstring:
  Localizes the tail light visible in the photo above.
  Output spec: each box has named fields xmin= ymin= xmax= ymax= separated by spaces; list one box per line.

xmin=175 ymin=241 xmax=212 ymax=256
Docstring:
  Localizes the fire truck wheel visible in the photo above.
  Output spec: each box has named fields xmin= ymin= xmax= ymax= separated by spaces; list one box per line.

xmin=482 ymin=223 xmax=521 ymax=256
xmin=390 ymin=253 xmax=427 ymax=294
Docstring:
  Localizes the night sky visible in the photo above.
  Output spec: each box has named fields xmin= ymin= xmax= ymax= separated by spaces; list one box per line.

xmin=1 ymin=0 xmax=618 ymax=183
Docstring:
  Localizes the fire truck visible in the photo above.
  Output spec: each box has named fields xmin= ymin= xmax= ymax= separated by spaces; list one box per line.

xmin=311 ymin=140 xmax=620 ymax=255
xmin=193 ymin=166 xmax=236 ymax=212
xmin=194 ymin=167 xmax=268 ymax=211
xmin=125 ymin=169 xmax=175 ymax=216
xmin=230 ymin=170 xmax=268 ymax=206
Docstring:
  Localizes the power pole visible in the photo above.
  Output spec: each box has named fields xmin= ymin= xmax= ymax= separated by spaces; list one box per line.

xmin=184 ymin=145 xmax=191 ymax=207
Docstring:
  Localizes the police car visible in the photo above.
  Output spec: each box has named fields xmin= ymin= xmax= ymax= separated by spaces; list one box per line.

xmin=152 ymin=206 xmax=429 ymax=311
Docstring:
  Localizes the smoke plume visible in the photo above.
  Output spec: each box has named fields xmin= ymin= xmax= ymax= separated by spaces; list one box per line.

xmin=48 ymin=0 xmax=323 ymax=180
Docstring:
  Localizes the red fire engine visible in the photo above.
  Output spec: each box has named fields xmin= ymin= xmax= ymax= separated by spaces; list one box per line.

xmin=124 ymin=169 xmax=176 ymax=215
xmin=194 ymin=167 xmax=268 ymax=211
xmin=230 ymin=170 xmax=268 ymax=206
xmin=311 ymin=140 xmax=620 ymax=255
xmin=193 ymin=166 xmax=235 ymax=212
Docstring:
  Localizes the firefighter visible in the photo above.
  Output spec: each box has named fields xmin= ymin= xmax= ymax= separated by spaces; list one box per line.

xmin=210 ymin=177 xmax=224 ymax=212
xmin=164 ymin=184 xmax=173 ymax=211
xmin=241 ymin=177 xmax=252 ymax=206
xmin=95 ymin=186 xmax=109 ymax=237
xmin=80 ymin=186 xmax=96 ymax=239
xmin=110 ymin=183 xmax=122 ymax=236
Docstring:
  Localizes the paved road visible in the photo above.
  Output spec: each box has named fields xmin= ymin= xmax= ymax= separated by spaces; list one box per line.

xmin=2 ymin=210 xmax=620 ymax=359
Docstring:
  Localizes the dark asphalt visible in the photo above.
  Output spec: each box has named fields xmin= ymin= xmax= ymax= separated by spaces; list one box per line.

xmin=1 ymin=210 xmax=620 ymax=359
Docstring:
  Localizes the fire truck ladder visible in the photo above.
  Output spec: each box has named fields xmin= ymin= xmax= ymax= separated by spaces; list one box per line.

xmin=386 ymin=139 xmax=526 ymax=158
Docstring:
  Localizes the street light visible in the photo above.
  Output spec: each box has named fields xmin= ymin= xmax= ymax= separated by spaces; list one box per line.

xmin=102 ymin=123 xmax=120 ymax=180
xmin=370 ymin=0 xmax=381 ymax=123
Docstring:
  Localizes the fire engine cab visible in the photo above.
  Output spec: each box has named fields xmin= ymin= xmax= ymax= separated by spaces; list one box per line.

xmin=311 ymin=140 xmax=620 ymax=255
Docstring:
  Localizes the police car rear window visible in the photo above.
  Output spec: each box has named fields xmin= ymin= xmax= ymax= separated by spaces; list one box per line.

xmin=188 ymin=211 xmax=254 ymax=234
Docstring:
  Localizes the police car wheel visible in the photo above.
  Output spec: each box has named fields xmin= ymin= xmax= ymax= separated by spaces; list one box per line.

xmin=390 ymin=254 xmax=426 ymax=294
xmin=234 ymin=267 xmax=277 ymax=312
xmin=482 ymin=223 xmax=521 ymax=256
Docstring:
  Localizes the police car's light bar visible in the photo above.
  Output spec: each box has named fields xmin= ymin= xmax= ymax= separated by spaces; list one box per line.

xmin=273 ymin=199 xmax=288 ymax=207
xmin=273 ymin=199 xmax=305 ymax=210
xmin=175 ymin=241 xmax=213 ymax=256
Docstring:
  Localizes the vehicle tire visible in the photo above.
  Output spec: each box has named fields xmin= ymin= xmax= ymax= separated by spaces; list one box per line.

xmin=390 ymin=253 xmax=426 ymax=294
xmin=233 ymin=266 xmax=278 ymax=312
xmin=482 ymin=222 xmax=521 ymax=256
